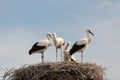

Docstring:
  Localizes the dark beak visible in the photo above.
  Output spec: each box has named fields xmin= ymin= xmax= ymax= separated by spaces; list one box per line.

xmin=89 ymin=31 xmax=94 ymax=36
xmin=49 ymin=34 xmax=52 ymax=38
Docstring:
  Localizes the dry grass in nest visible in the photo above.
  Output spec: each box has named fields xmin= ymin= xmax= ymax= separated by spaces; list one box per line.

xmin=3 ymin=62 xmax=105 ymax=80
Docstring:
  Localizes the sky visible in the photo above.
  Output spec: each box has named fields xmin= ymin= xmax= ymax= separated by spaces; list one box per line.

xmin=0 ymin=0 xmax=120 ymax=80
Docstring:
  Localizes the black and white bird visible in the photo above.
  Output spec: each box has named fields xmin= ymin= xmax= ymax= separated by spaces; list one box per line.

xmin=69 ymin=29 xmax=94 ymax=63
xmin=29 ymin=32 xmax=52 ymax=63
xmin=52 ymin=32 xmax=65 ymax=62
xmin=64 ymin=41 xmax=76 ymax=62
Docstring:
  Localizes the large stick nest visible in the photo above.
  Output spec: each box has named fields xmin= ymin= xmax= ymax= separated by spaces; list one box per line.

xmin=3 ymin=62 xmax=105 ymax=80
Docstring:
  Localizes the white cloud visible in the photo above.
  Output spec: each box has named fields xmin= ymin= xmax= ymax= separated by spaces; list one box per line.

xmin=100 ymin=1 xmax=120 ymax=8
xmin=101 ymin=1 xmax=112 ymax=7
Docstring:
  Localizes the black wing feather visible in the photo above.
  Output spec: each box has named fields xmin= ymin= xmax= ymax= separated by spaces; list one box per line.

xmin=69 ymin=41 xmax=86 ymax=55
xmin=29 ymin=42 xmax=46 ymax=55
xmin=32 ymin=42 xmax=39 ymax=47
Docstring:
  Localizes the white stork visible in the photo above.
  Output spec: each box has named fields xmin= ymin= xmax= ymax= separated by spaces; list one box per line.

xmin=69 ymin=29 xmax=94 ymax=63
xmin=29 ymin=32 xmax=52 ymax=63
xmin=52 ymin=32 xmax=65 ymax=62
xmin=64 ymin=41 xmax=76 ymax=62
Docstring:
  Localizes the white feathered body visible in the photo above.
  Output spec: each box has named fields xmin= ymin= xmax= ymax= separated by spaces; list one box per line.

xmin=75 ymin=38 xmax=89 ymax=52
xmin=29 ymin=33 xmax=52 ymax=55
xmin=34 ymin=39 xmax=52 ymax=53
xmin=54 ymin=38 xmax=64 ymax=48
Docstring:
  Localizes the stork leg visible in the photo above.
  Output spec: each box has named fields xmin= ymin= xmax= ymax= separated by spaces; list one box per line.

xmin=81 ymin=52 xmax=83 ymax=63
xmin=56 ymin=48 xmax=58 ymax=62
xmin=61 ymin=48 xmax=62 ymax=61
xmin=41 ymin=53 xmax=44 ymax=63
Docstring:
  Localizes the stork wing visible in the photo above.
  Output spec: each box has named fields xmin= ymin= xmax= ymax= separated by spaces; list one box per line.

xmin=29 ymin=42 xmax=46 ymax=55
xmin=32 ymin=42 xmax=39 ymax=47
xmin=69 ymin=41 xmax=86 ymax=55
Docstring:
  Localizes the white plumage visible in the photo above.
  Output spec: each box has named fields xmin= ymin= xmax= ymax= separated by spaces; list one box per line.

xmin=64 ymin=41 xmax=76 ymax=62
xmin=29 ymin=32 xmax=52 ymax=63
xmin=69 ymin=29 xmax=94 ymax=63
xmin=52 ymin=32 xmax=65 ymax=62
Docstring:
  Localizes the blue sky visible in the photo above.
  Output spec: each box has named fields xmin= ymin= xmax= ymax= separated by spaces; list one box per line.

xmin=0 ymin=0 xmax=120 ymax=80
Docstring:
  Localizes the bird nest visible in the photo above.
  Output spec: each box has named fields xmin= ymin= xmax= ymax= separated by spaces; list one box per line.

xmin=3 ymin=62 xmax=105 ymax=80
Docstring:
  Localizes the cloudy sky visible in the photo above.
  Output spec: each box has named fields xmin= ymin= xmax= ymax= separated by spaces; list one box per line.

xmin=0 ymin=0 xmax=120 ymax=80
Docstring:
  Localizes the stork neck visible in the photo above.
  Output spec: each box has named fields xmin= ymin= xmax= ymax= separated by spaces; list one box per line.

xmin=53 ymin=34 xmax=56 ymax=40
xmin=47 ymin=35 xmax=52 ymax=45
xmin=47 ymin=35 xmax=51 ymax=41
xmin=65 ymin=44 xmax=70 ymax=50
xmin=87 ymin=33 xmax=92 ymax=43
xmin=52 ymin=34 xmax=57 ymax=44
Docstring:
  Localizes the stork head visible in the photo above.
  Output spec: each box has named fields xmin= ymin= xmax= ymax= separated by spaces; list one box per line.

xmin=47 ymin=32 xmax=52 ymax=38
xmin=52 ymin=32 xmax=56 ymax=36
xmin=52 ymin=32 xmax=57 ymax=38
xmin=86 ymin=29 xmax=94 ymax=36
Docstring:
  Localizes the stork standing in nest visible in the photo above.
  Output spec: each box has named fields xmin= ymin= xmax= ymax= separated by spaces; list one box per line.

xmin=69 ymin=29 xmax=94 ymax=63
xmin=52 ymin=32 xmax=65 ymax=62
xmin=29 ymin=32 xmax=52 ymax=63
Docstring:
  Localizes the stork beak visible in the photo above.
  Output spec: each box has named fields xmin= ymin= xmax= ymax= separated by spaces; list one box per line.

xmin=49 ymin=34 xmax=52 ymax=38
xmin=47 ymin=33 xmax=52 ymax=38
xmin=89 ymin=31 xmax=94 ymax=36
xmin=50 ymin=35 xmax=52 ymax=38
